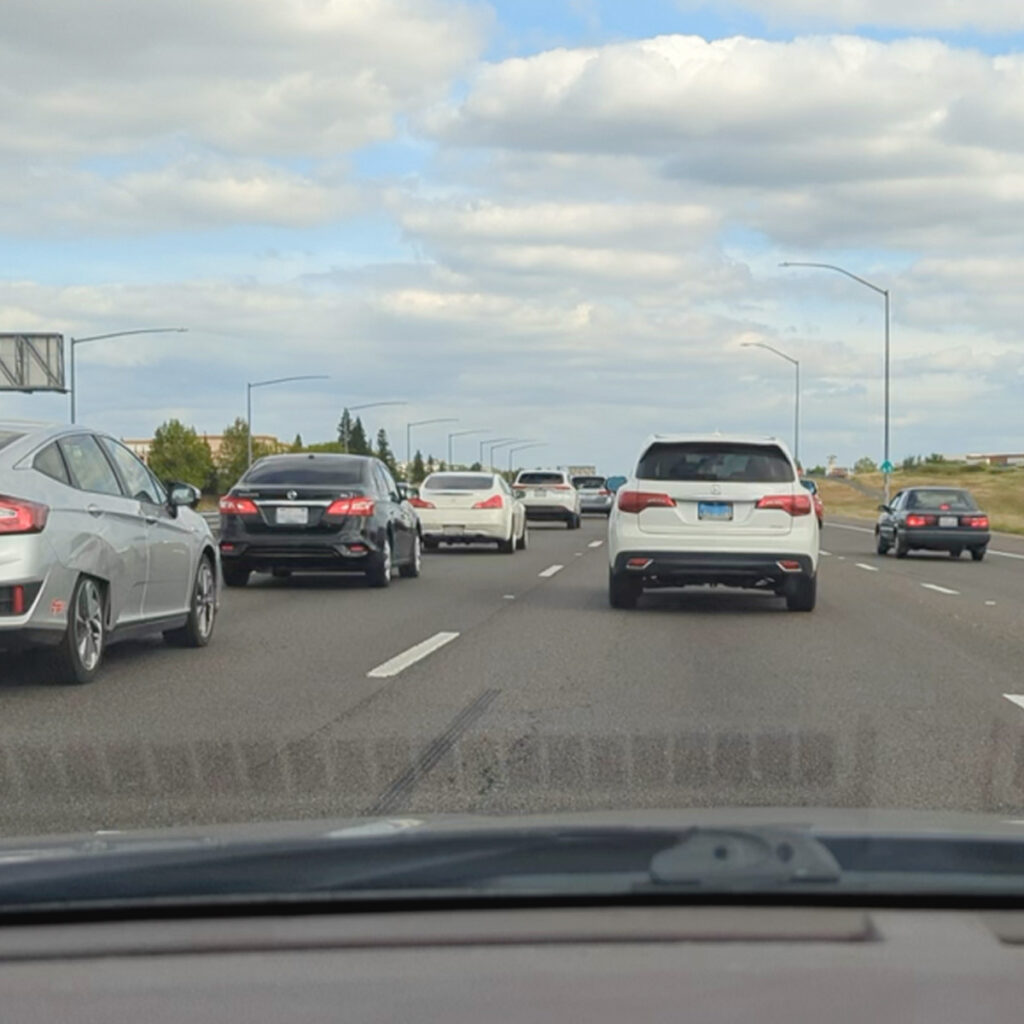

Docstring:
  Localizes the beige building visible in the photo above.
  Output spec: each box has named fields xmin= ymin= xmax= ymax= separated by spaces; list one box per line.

xmin=123 ymin=434 xmax=283 ymax=463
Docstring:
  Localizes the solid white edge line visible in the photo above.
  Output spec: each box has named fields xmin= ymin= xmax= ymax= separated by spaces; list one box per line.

xmin=854 ymin=562 xmax=879 ymax=572
xmin=367 ymin=631 xmax=460 ymax=679
xmin=920 ymin=582 xmax=959 ymax=596
xmin=588 ymin=540 xmax=603 ymax=548
xmin=539 ymin=564 xmax=564 ymax=578
xmin=990 ymin=550 xmax=1024 ymax=561
xmin=1003 ymin=695 xmax=1024 ymax=711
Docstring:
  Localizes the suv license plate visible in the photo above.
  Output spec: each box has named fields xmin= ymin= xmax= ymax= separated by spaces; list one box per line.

xmin=533 ymin=488 xmax=547 ymax=496
xmin=698 ymin=502 xmax=733 ymax=521
xmin=939 ymin=516 xmax=958 ymax=528
xmin=276 ymin=507 xmax=308 ymax=525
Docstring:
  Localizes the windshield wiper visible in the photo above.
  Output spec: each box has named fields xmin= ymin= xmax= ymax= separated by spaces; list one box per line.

xmin=0 ymin=826 xmax=842 ymax=910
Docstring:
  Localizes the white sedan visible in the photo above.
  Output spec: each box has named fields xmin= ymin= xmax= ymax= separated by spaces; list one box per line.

xmin=411 ymin=472 xmax=528 ymax=553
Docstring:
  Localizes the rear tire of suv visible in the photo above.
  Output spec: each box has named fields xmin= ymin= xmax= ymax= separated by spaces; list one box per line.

xmin=222 ymin=563 xmax=251 ymax=588
xmin=423 ymin=538 xmax=439 ymax=551
xmin=784 ymin=573 xmax=817 ymax=612
xmin=609 ymin=569 xmax=641 ymax=609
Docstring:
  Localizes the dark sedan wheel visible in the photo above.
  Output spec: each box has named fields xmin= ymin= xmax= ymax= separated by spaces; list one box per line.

xmin=949 ymin=547 xmax=963 ymax=559
xmin=972 ymin=546 xmax=987 ymax=562
xmin=47 ymin=575 xmax=105 ymax=685
xmin=165 ymin=556 xmax=217 ymax=648
xmin=876 ymin=531 xmax=891 ymax=555
xmin=894 ymin=530 xmax=910 ymax=558
xmin=367 ymin=535 xmax=393 ymax=588
xmin=399 ymin=533 xmax=422 ymax=578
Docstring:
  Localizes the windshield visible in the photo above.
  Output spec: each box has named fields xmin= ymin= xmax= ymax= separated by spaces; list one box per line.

xmin=3 ymin=0 xmax=1024 ymax=908
xmin=423 ymin=474 xmax=495 ymax=490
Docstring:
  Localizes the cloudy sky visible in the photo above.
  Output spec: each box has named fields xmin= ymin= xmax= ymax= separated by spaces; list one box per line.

xmin=2 ymin=0 xmax=1024 ymax=471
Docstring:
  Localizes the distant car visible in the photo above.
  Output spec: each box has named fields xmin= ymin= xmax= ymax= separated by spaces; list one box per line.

xmin=513 ymin=469 xmax=581 ymax=529
xmin=572 ymin=474 xmax=613 ymax=515
xmin=799 ymin=478 xmax=824 ymax=526
xmin=411 ymin=472 xmax=527 ymax=552
xmin=608 ymin=434 xmax=819 ymax=611
xmin=0 ymin=422 xmax=218 ymax=684
xmin=218 ymin=453 xmax=421 ymax=587
xmin=875 ymin=487 xmax=990 ymax=560
xmin=397 ymin=481 xmax=418 ymax=501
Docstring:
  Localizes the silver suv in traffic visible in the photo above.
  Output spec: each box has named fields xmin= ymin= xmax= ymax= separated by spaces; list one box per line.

xmin=0 ymin=422 xmax=218 ymax=684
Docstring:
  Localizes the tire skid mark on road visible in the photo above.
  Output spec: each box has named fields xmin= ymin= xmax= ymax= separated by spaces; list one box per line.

xmin=363 ymin=689 xmax=501 ymax=815
xmin=367 ymin=632 xmax=460 ymax=679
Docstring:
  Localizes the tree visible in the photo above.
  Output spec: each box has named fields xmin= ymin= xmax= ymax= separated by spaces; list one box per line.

xmin=375 ymin=428 xmax=399 ymax=476
xmin=806 ymin=464 xmax=825 ymax=476
xmin=216 ymin=417 xmax=272 ymax=490
xmin=347 ymin=416 xmax=371 ymax=455
xmin=853 ymin=456 xmax=878 ymax=474
xmin=290 ymin=433 xmax=304 ymax=452
xmin=336 ymin=408 xmax=353 ymax=446
xmin=147 ymin=419 xmax=215 ymax=492
xmin=469 ymin=461 xmax=482 ymax=472
xmin=410 ymin=449 xmax=426 ymax=484
xmin=425 ymin=454 xmax=436 ymax=474
xmin=925 ymin=452 xmax=946 ymax=464
xmin=901 ymin=454 xmax=922 ymax=472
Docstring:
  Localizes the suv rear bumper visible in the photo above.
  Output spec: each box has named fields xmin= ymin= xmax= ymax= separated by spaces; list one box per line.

xmin=611 ymin=550 xmax=815 ymax=589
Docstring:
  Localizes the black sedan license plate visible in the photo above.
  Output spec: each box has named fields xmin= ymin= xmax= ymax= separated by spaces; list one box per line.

xmin=698 ymin=502 xmax=732 ymax=521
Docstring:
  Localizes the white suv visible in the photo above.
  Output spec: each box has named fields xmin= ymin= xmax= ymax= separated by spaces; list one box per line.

xmin=608 ymin=434 xmax=819 ymax=611
xmin=513 ymin=469 xmax=582 ymax=529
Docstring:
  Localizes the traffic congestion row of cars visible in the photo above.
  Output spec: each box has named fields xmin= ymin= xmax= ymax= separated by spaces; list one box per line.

xmin=0 ymin=417 xmax=995 ymax=685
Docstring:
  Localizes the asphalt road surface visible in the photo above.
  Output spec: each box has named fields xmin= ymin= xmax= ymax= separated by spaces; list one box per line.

xmin=2 ymin=517 xmax=1024 ymax=836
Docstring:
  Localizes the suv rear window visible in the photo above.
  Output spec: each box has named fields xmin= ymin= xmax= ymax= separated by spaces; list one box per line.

xmin=573 ymin=476 xmax=605 ymax=489
xmin=637 ymin=442 xmax=794 ymax=483
xmin=243 ymin=458 xmax=367 ymax=486
xmin=517 ymin=472 xmax=565 ymax=485
xmin=423 ymin=474 xmax=494 ymax=491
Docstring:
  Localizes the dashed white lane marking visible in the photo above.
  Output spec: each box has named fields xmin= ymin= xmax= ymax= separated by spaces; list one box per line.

xmin=575 ymin=552 xmax=584 ymax=557
xmin=503 ymin=594 xmax=515 ymax=600
xmin=921 ymin=582 xmax=959 ymax=596
xmin=837 ymin=556 xmax=846 ymax=561
xmin=588 ymin=540 xmax=603 ymax=548
xmin=855 ymin=562 xmax=879 ymax=572
xmin=367 ymin=631 xmax=460 ymax=679
xmin=1003 ymin=695 xmax=1024 ymax=712
xmin=826 ymin=523 xmax=874 ymax=534
xmin=986 ymin=600 xmax=997 ymax=606
xmin=539 ymin=564 xmax=564 ymax=578
xmin=820 ymin=549 xmax=832 ymax=556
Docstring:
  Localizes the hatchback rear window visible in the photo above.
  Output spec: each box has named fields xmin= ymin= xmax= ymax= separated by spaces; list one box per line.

xmin=573 ymin=477 xmax=605 ymax=489
xmin=637 ymin=442 xmax=794 ymax=483
xmin=0 ymin=430 xmax=24 ymax=451
xmin=243 ymin=459 xmax=367 ymax=486
xmin=906 ymin=489 xmax=977 ymax=511
xmin=423 ymin=474 xmax=494 ymax=491
xmin=517 ymin=472 xmax=565 ymax=485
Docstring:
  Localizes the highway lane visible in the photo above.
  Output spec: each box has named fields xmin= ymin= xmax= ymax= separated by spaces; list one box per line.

xmin=1 ymin=516 xmax=1024 ymax=835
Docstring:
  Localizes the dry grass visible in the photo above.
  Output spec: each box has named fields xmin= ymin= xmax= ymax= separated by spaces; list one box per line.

xmin=816 ymin=467 xmax=1024 ymax=534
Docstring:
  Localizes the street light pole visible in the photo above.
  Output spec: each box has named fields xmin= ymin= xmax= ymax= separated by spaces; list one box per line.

xmin=740 ymin=342 xmax=800 ymax=467
xmin=345 ymin=401 xmax=407 ymax=454
xmin=68 ymin=327 xmax=188 ymax=424
xmin=489 ymin=439 xmax=529 ymax=471
xmin=780 ymin=260 xmax=892 ymax=501
xmin=479 ymin=437 xmax=515 ymax=466
xmin=406 ymin=417 xmax=458 ymax=466
xmin=447 ymin=429 xmax=489 ymax=467
xmin=246 ymin=374 xmax=329 ymax=468
xmin=508 ymin=442 xmax=547 ymax=472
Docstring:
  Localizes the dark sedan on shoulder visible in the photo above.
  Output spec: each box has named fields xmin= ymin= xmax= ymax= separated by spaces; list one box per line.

xmin=876 ymin=487 xmax=990 ymax=561
xmin=218 ymin=454 xmax=421 ymax=587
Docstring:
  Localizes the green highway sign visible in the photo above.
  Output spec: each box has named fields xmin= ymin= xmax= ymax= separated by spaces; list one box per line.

xmin=880 ymin=460 xmax=894 ymax=474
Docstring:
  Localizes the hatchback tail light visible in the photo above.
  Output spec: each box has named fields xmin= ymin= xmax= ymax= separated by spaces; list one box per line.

xmin=617 ymin=490 xmax=676 ymax=514
xmin=408 ymin=496 xmax=435 ymax=509
xmin=472 ymin=494 xmax=504 ymax=509
xmin=963 ymin=515 xmax=989 ymax=529
xmin=755 ymin=494 xmax=812 ymax=516
xmin=552 ymin=484 xmax=572 ymax=491
xmin=598 ymin=489 xmax=611 ymax=496
xmin=326 ymin=496 xmax=375 ymax=517
xmin=904 ymin=513 xmax=935 ymax=528
xmin=0 ymin=495 xmax=49 ymax=534
xmin=219 ymin=495 xmax=259 ymax=516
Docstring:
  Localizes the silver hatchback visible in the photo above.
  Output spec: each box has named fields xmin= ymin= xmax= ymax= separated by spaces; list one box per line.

xmin=0 ymin=422 xmax=219 ymax=684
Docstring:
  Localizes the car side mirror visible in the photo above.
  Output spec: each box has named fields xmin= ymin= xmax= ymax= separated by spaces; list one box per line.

xmin=169 ymin=482 xmax=201 ymax=510
xmin=513 ymin=489 xmax=526 ymax=499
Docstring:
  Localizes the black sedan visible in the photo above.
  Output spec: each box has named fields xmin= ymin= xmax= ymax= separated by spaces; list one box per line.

xmin=218 ymin=454 xmax=421 ymax=587
xmin=875 ymin=487 xmax=990 ymax=561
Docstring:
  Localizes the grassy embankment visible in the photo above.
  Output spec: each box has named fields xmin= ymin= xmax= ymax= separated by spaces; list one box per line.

xmin=816 ymin=464 xmax=1024 ymax=535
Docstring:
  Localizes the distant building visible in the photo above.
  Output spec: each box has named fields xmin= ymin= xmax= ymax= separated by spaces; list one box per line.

xmin=962 ymin=453 xmax=1024 ymax=467
xmin=123 ymin=433 xmax=283 ymax=462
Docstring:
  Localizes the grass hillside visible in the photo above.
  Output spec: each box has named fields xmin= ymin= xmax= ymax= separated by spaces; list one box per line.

xmin=816 ymin=465 xmax=1024 ymax=534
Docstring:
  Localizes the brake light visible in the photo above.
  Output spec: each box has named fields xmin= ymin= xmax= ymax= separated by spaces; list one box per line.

xmin=755 ymin=494 xmax=812 ymax=516
xmin=472 ymin=494 xmax=504 ymax=509
xmin=409 ymin=496 xmax=435 ymax=509
xmin=617 ymin=490 xmax=675 ymax=514
xmin=552 ymin=484 xmax=572 ymax=491
xmin=964 ymin=515 xmax=989 ymax=529
xmin=0 ymin=495 xmax=49 ymax=534
xmin=219 ymin=495 xmax=259 ymax=516
xmin=904 ymin=513 xmax=936 ymax=528
xmin=599 ymin=489 xmax=610 ymax=496
xmin=326 ymin=496 xmax=376 ymax=517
